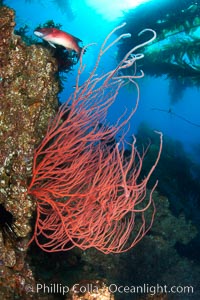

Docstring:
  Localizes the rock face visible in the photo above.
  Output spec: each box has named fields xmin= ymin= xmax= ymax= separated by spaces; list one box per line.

xmin=0 ymin=5 xmax=59 ymax=298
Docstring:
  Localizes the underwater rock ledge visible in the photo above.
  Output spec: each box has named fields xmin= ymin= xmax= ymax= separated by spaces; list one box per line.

xmin=0 ymin=4 xmax=59 ymax=298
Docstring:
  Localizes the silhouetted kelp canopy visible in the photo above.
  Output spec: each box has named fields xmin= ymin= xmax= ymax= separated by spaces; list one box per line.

xmin=117 ymin=0 xmax=200 ymax=103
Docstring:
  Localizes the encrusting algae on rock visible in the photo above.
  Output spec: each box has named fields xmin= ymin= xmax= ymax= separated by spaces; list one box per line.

xmin=0 ymin=4 xmax=59 ymax=298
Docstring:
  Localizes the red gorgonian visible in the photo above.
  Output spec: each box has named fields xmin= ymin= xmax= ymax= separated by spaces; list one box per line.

xmin=28 ymin=23 xmax=162 ymax=253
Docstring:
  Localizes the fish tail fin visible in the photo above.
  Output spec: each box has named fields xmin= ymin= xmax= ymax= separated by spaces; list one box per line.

xmin=77 ymin=46 xmax=83 ymax=60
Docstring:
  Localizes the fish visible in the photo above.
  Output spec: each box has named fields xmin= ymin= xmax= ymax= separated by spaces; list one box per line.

xmin=34 ymin=27 xmax=83 ymax=58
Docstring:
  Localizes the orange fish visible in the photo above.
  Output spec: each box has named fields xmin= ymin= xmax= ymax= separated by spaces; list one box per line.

xmin=34 ymin=27 xmax=83 ymax=58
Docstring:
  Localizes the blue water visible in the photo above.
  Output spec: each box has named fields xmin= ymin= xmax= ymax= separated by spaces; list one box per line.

xmin=4 ymin=0 xmax=200 ymax=164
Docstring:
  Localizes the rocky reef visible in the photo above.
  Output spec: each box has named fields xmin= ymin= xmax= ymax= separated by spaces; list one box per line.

xmin=0 ymin=4 xmax=59 ymax=298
